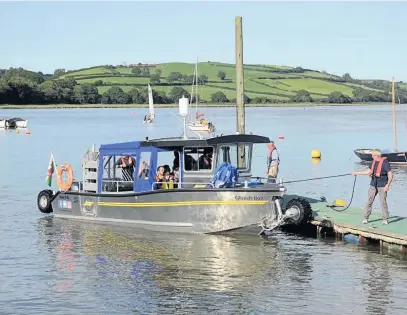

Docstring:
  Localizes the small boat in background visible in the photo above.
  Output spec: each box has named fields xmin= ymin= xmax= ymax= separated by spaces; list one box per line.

xmin=0 ymin=118 xmax=17 ymax=129
xmin=354 ymin=77 xmax=407 ymax=165
xmin=10 ymin=118 xmax=28 ymax=128
xmin=143 ymin=84 xmax=155 ymax=124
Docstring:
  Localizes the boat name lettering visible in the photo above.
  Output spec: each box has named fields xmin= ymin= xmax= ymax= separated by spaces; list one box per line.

xmin=235 ymin=196 xmax=264 ymax=200
xmin=60 ymin=195 xmax=70 ymax=200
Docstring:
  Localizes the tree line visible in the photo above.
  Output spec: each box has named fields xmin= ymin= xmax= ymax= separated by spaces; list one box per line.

xmin=2 ymin=66 xmax=407 ymax=105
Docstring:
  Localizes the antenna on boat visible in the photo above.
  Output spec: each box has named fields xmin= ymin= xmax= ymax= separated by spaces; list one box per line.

xmin=179 ymin=95 xmax=189 ymax=140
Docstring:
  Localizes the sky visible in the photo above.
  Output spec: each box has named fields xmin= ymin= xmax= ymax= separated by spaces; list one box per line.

xmin=0 ymin=1 xmax=406 ymax=80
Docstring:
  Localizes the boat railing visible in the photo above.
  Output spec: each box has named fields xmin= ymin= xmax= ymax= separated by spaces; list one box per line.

xmin=101 ymin=179 xmax=134 ymax=193
xmin=151 ymin=182 xmax=215 ymax=190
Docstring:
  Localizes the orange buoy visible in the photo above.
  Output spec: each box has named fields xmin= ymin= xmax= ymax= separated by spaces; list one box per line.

xmin=25 ymin=130 xmax=31 ymax=135
xmin=278 ymin=135 xmax=284 ymax=139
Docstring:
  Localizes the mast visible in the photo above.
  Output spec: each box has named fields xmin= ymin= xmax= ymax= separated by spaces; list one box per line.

xmin=195 ymin=58 xmax=198 ymax=115
xmin=392 ymin=77 xmax=398 ymax=152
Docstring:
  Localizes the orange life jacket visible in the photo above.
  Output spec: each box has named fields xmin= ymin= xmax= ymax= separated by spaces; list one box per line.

xmin=371 ymin=157 xmax=386 ymax=177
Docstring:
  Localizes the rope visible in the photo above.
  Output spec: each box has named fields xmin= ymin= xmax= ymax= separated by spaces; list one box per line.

xmin=283 ymin=173 xmax=351 ymax=184
xmin=326 ymin=175 xmax=357 ymax=212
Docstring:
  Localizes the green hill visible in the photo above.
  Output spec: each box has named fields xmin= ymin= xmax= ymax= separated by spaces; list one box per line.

xmin=56 ymin=62 xmax=390 ymax=104
xmin=1 ymin=62 xmax=404 ymax=107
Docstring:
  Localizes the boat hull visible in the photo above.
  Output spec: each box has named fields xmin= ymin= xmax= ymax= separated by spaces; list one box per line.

xmin=188 ymin=122 xmax=215 ymax=132
xmin=51 ymin=188 xmax=281 ymax=234
xmin=354 ymin=149 xmax=407 ymax=164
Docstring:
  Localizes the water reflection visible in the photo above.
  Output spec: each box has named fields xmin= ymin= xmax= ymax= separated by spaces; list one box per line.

xmin=362 ymin=253 xmax=392 ymax=315
xmin=37 ymin=218 xmax=315 ymax=313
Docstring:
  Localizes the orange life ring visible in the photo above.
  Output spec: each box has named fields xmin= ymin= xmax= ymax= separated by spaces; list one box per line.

xmin=57 ymin=163 xmax=74 ymax=191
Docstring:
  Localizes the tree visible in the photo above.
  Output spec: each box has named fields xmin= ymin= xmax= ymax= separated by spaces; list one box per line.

xmin=74 ymin=84 xmax=100 ymax=104
xmin=211 ymin=91 xmax=228 ymax=103
xmin=342 ymin=73 xmax=353 ymax=82
xmin=198 ymin=75 xmax=208 ymax=85
xmin=167 ymin=72 xmax=183 ymax=83
xmin=292 ymin=90 xmax=313 ymax=102
xmin=155 ymin=69 xmax=162 ymax=77
xmin=128 ymin=88 xmax=145 ymax=104
xmin=169 ymin=87 xmax=190 ymax=103
xmin=149 ymin=74 xmax=161 ymax=85
xmin=327 ymin=91 xmax=352 ymax=104
xmin=101 ymin=86 xmax=131 ymax=104
xmin=141 ymin=68 xmax=150 ymax=76
xmin=53 ymin=69 xmax=66 ymax=77
xmin=217 ymin=71 xmax=226 ymax=80
xmin=131 ymin=67 xmax=142 ymax=76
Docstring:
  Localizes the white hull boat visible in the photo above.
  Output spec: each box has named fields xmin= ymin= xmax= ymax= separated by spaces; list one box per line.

xmin=143 ymin=84 xmax=155 ymax=124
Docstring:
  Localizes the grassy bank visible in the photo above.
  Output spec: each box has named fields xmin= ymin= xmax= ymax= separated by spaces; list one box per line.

xmin=0 ymin=102 xmax=390 ymax=110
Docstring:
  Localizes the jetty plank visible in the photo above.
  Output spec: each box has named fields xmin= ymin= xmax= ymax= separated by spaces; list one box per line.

xmin=283 ymin=194 xmax=407 ymax=246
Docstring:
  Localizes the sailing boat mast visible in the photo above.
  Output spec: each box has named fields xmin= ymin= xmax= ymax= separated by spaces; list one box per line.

xmin=195 ymin=58 xmax=198 ymax=116
xmin=392 ymin=77 xmax=398 ymax=152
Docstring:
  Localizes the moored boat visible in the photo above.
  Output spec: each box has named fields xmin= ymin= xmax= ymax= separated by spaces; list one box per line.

xmin=10 ymin=118 xmax=28 ymax=128
xmin=0 ymin=118 xmax=17 ymax=129
xmin=354 ymin=77 xmax=407 ymax=165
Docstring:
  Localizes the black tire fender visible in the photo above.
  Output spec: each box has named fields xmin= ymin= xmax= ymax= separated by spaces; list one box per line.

xmin=284 ymin=198 xmax=313 ymax=225
xmin=37 ymin=189 xmax=54 ymax=214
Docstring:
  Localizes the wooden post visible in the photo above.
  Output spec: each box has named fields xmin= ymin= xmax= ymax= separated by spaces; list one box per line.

xmin=235 ymin=16 xmax=245 ymax=168
xmin=392 ymin=77 xmax=398 ymax=151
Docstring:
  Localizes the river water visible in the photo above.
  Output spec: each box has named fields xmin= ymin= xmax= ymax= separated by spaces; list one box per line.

xmin=1 ymin=105 xmax=407 ymax=314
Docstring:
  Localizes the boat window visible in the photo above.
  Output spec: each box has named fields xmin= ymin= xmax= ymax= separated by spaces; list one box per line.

xmin=137 ymin=152 xmax=151 ymax=179
xmin=217 ymin=144 xmax=250 ymax=170
xmin=101 ymin=155 xmax=136 ymax=192
xmin=183 ymin=147 xmax=214 ymax=172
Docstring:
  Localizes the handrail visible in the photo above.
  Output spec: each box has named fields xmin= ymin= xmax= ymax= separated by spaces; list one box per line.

xmin=151 ymin=181 xmax=214 ymax=190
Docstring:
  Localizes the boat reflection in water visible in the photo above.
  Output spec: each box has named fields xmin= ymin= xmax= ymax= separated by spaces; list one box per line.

xmin=37 ymin=217 xmax=314 ymax=311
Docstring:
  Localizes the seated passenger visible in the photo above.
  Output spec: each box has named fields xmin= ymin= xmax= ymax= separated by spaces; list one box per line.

xmin=161 ymin=171 xmax=174 ymax=189
xmin=163 ymin=164 xmax=171 ymax=174
xmin=153 ymin=166 xmax=165 ymax=190
xmin=198 ymin=148 xmax=213 ymax=170
xmin=169 ymin=171 xmax=178 ymax=188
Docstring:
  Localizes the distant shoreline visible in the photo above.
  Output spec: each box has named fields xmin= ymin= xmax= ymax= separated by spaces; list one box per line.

xmin=0 ymin=102 xmax=392 ymax=110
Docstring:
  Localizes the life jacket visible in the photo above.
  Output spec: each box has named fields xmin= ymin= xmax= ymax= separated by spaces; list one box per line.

xmin=162 ymin=180 xmax=174 ymax=190
xmin=371 ymin=157 xmax=387 ymax=177
xmin=267 ymin=146 xmax=280 ymax=165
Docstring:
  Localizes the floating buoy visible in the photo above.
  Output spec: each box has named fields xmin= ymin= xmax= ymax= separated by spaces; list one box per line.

xmin=25 ymin=130 xmax=31 ymax=135
xmin=334 ymin=199 xmax=346 ymax=207
xmin=278 ymin=136 xmax=284 ymax=139
xmin=16 ymin=129 xmax=20 ymax=134
xmin=311 ymin=149 xmax=321 ymax=158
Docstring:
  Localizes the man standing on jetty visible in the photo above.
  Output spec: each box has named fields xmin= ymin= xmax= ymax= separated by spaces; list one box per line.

xmin=266 ymin=141 xmax=280 ymax=182
xmin=352 ymin=149 xmax=393 ymax=225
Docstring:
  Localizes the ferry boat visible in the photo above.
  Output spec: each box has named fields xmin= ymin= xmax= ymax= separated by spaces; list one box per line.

xmin=36 ymin=99 xmax=312 ymax=235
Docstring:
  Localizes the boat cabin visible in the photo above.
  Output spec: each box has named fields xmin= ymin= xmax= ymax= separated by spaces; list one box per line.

xmin=84 ymin=134 xmax=270 ymax=193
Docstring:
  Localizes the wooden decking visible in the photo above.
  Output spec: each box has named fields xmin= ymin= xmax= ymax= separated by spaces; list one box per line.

xmin=283 ymin=194 xmax=407 ymax=250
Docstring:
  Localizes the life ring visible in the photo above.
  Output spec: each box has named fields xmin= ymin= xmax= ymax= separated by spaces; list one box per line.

xmin=57 ymin=163 xmax=74 ymax=191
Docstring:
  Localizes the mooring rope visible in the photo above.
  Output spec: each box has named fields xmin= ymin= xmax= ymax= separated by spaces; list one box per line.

xmin=283 ymin=173 xmax=351 ymax=184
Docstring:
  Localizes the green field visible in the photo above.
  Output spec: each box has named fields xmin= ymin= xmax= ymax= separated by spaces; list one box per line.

xmin=56 ymin=62 xmax=390 ymax=102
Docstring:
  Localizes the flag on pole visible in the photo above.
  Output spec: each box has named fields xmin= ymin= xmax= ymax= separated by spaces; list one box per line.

xmin=45 ymin=152 xmax=56 ymax=187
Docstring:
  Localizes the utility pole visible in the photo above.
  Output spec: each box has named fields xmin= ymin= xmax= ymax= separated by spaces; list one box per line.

xmin=235 ymin=16 xmax=245 ymax=168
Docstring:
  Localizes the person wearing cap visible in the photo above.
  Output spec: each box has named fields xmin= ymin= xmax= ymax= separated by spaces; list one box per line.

xmin=266 ymin=141 xmax=280 ymax=181
xmin=351 ymin=149 xmax=393 ymax=225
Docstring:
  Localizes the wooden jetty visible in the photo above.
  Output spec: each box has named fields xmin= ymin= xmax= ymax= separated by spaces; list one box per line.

xmin=282 ymin=194 xmax=407 ymax=255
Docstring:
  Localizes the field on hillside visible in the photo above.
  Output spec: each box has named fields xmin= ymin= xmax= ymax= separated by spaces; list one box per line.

xmin=58 ymin=62 xmax=387 ymax=102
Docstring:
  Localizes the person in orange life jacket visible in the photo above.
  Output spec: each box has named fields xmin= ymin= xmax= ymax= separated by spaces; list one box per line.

xmin=352 ymin=149 xmax=393 ymax=225
xmin=115 ymin=156 xmax=136 ymax=180
xmin=266 ymin=141 xmax=280 ymax=180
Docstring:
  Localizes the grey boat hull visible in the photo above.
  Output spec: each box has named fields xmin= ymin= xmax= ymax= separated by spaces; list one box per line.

xmin=50 ymin=188 xmax=282 ymax=234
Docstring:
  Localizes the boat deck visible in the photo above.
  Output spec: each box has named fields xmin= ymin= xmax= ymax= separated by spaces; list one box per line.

xmin=284 ymin=194 xmax=407 ymax=252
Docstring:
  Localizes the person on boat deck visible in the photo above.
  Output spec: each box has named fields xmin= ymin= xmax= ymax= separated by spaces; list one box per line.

xmin=154 ymin=166 xmax=165 ymax=190
xmin=199 ymin=148 xmax=213 ymax=169
xmin=352 ymin=149 xmax=393 ymax=225
xmin=173 ymin=151 xmax=180 ymax=170
xmin=115 ymin=156 xmax=136 ymax=181
xmin=138 ymin=160 xmax=149 ymax=179
xmin=163 ymin=164 xmax=171 ymax=174
xmin=161 ymin=171 xmax=175 ymax=189
xmin=266 ymin=141 xmax=280 ymax=181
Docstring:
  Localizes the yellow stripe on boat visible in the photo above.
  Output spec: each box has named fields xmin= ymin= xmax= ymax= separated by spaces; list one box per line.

xmin=83 ymin=200 xmax=268 ymax=207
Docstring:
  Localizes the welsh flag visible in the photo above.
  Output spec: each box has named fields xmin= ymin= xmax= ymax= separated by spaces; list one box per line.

xmin=45 ymin=152 xmax=56 ymax=187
